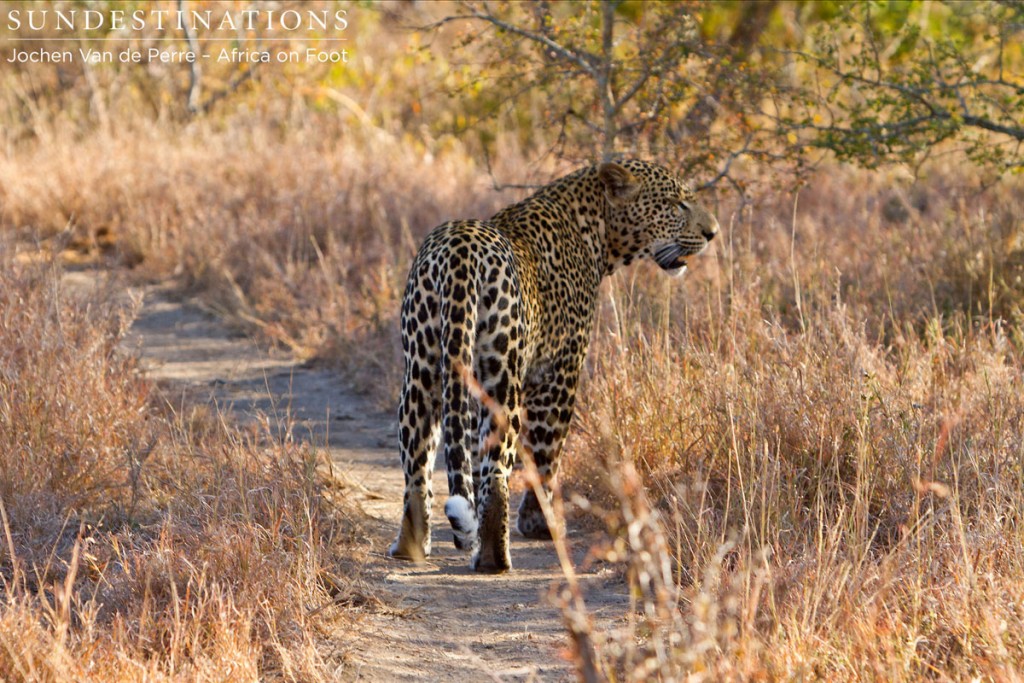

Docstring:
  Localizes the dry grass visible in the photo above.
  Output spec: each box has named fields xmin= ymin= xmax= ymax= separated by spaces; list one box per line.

xmin=560 ymin=168 xmax=1024 ymax=680
xmin=4 ymin=117 xmax=1024 ymax=681
xmin=3 ymin=7 xmax=1024 ymax=679
xmin=0 ymin=253 xmax=371 ymax=681
xmin=0 ymin=121 xmax=533 ymax=404
xmin=5 ymin=114 xmax=1024 ymax=680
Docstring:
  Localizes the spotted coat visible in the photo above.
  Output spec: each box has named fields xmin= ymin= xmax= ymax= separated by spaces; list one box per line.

xmin=388 ymin=160 xmax=719 ymax=572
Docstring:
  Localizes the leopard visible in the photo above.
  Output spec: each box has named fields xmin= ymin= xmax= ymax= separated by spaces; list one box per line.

xmin=388 ymin=159 xmax=719 ymax=572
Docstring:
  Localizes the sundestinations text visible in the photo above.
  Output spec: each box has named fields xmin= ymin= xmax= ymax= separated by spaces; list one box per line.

xmin=6 ymin=8 xmax=349 ymax=33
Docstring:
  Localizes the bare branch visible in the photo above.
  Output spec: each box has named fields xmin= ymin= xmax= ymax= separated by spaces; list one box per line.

xmin=960 ymin=114 xmax=1024 ymax=141
xmin=428 ymin=3 xmax=600 ymax=79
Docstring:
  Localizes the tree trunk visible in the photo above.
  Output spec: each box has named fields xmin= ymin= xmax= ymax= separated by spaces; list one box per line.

xmin=599 ymin=0 xmax=619 ymax=161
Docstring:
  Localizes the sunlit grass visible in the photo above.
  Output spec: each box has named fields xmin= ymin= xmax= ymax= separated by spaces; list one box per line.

xmin=561 ymin=172 xmax=1024 ymax=679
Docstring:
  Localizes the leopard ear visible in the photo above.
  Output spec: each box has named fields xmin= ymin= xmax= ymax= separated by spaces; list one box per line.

xmin=598 ymin=162 xmax=640 ymax=206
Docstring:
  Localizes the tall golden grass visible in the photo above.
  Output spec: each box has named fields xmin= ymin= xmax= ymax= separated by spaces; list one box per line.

xmin=0 ymin=120 xmax=533 ymax=400
xmin=561 ymin=170 xmax=1024 ymax=679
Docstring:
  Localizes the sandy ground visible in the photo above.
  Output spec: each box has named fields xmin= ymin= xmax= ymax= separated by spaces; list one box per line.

xmin=113 ymin=277 xmax=630 ymax=682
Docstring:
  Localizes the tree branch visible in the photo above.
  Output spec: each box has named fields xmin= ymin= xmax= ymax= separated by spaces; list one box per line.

xmin=428 ymin=3 xmax=600 ymax=79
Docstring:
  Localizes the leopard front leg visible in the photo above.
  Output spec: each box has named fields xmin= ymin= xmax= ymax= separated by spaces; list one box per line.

xmin=516 ymin=354 xmax=582 ymax=540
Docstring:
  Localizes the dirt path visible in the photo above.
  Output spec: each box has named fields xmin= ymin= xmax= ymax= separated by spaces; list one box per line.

xmin=122 ymin=280 xmax=630 ymax=682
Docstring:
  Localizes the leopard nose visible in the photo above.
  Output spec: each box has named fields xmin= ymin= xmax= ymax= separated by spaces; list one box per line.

xmin=702 ymin=218 xmax=719 ymax=242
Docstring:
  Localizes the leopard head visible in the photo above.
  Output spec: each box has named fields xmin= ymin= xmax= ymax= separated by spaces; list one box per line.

xmin=599 ymin=160 xmax=719 ymax=277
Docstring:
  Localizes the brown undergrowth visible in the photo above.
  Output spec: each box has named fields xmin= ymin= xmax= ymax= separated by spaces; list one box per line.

xmin=0 ymin=122 xmax=532 ymax=404
xmin=0 ymin=254 xmax=371 ymax=682
xmin=3 ymin=66 xmax=1024 ymax=680
xmin=561 ymin=170 xmax=1024 ymax=680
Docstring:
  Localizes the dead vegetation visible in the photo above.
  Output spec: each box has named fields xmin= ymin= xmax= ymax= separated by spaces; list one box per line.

xmin=3 ymin=1 xmax=1024 ymax=680
xmin=5 ymin=103 xmax=1024 ymax=683
xmin=0 ymin=257 xmax=376 ymax=681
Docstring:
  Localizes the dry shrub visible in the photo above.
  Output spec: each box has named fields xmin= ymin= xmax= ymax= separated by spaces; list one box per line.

xmin=0 ymin=263 xmax=149 ymax=518
xmin=0 ymin=252 xmax=365 ymax=682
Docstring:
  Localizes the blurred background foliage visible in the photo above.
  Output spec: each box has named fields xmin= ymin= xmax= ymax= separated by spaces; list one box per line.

xmin=1 ymin=0 xmax=1021 ymax=191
